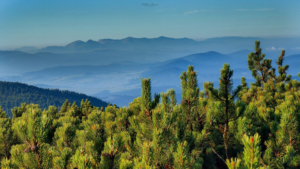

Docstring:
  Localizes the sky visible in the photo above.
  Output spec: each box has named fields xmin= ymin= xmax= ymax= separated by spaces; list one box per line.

xmin=0 ymin=0 xmax=300 ymax=49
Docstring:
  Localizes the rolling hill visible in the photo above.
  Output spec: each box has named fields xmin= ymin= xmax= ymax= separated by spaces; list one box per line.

xmin=3 ymin=36 xmax=300 ymax=76
xmin=0 ymin=81 xmax=108 ymax=117
xmin=3 ymin=50 xmax=298 ymax=107
xmin=1 ymin=37 xmax=300 ymax=108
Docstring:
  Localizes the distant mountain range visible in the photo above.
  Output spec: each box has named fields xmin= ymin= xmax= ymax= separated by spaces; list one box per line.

xmin=1 ymin=36 xmax=299 ymax=107
xmin=0 ymin=36 xmax=297 ymax=75
xmin=0 ymin=81 xmax=108 ymax=117
xmin=21 ymin=36 xmax=197 ymax=53
xmin=14 ymin=36 xmax=300 ymax=55
xmin=2 ymin=50 xmax=299 ymax=107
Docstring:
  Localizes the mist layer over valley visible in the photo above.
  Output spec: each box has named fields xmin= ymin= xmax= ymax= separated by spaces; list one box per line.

xmin=1 ymin=36 xmax=300 ymax=107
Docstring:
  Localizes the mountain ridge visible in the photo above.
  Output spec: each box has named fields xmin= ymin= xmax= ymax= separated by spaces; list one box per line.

xmin=12 ymin=37 xmax=300 ymax=59
xmin=0 ymin=81 xmax=109 ymax=117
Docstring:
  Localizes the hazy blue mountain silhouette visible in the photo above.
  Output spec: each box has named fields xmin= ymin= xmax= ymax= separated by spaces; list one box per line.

xmin=39 ymin=37 xmax=198 ymax=53
xmin=1 ymin=36 xmax=300 ymax=107
xmin=2 ymin=36 xmax=300 ymax=75
xmin=15 ymin=36 xmax=300 ymax=55
xmin=227 ymin=50 xmax=252 ymax=57
xmin=15 ymin=46 xmax=40 ymax=53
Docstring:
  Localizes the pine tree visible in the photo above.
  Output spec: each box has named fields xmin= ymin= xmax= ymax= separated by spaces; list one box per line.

xmin=80 ymin=99 xmax=94 ymax=118
xmin=274 ymin=50 xmax=291 ymax=83
xmin=7 ymin=104 xmax=55 ymax=168
xmin=207 ymin=64 xmax=245 ymax=160
xmin=180 ymin=65 xmax=199 ymax=132
xmin=248 ymin=41 xmax=275 ymax=87
xmin=0 ymin=107 xmax=14 ymax=162
xmin=11 ymin=103 xmax=27 ymax=120
xmin=261 ymin=91 xmax=300 ymax=168
xmin=173 ymin=141 xmax=202 ymax=169
xmin=59 ymin=99 xmax=71 ymax=116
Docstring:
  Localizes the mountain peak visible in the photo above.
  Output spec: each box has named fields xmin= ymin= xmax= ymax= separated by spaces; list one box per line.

xmin=204 ymin=51 xmax=223 ymax=55
xmin=65 ymin=40 xmax=85 ymax=48
xmin=73 ymin=40 xmax=84 ymax=43
xmin=124 ymin=37 xmax=135 ymax=40
xmin=86 ymin=39 xmax=98 ymax=43
xmin=157 ymin=36 xmax=169 ymax=39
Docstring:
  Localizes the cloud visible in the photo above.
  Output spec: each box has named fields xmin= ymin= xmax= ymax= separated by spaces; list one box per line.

xmin=183 ymin=10 xmax=208 ymax=15
xmin=235 ymin=8 xmax=274 ymax=12
xmin=267 ymin=46 xmax=284 ymax=50
xmin=142 ymin=3 xmax=158 ymax=7
xmin=256 ymin=8 xmax=274 ymax=11
xmin=292 ymin=47 xmax=300 ymax=50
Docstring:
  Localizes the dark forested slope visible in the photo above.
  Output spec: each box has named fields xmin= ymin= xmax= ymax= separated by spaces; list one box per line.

xmin=0 ymin=81 xmax=108 ymax=117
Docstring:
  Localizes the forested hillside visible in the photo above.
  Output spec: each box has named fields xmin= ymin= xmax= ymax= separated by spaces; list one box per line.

xmin=0 ymin=81 xmax=108 ymax=117
xmin=1 ymin=41 xmax=300 ymax=168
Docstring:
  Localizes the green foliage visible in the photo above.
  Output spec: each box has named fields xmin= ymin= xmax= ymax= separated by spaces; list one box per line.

xmin=1 ymin=41 xmax=300 ymax=168
xmin=173 ymin=141 xmax=202 ymax=169
xmin=248 ymin=41 xmax=275 ymax=86
xmin=180 ymin=65 xmax=200 ymax=131
xmin=242 ymin=133 xmax=262 ymax=169
xmin=0 ymin=107 xmax=15 ymax=162
xmin=207 ymin=64 xmax=245 ymax=160
xmin=0 ymin=81 xmax=108 ymax=117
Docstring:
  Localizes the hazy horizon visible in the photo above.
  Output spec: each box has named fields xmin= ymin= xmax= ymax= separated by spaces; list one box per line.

xmin=1 ymin=0 xmax=300 ymax=49
xmin=3 ymin=36 xmax=300 ymax=51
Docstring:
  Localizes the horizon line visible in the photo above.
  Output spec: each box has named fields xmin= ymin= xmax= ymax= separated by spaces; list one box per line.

xmin=2 ymin=35 xmax=300 ymax=50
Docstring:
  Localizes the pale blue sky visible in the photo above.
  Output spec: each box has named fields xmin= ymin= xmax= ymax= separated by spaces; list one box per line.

xmin=0 ymin=0 xmax=299 ymax=49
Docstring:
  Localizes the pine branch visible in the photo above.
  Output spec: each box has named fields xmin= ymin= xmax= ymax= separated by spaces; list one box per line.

xmin=209 ymin=143 xmax=226 ymax=164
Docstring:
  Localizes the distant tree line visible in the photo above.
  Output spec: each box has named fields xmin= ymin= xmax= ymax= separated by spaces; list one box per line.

xmin=0 ymin=81 xmax=108 ymax=117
